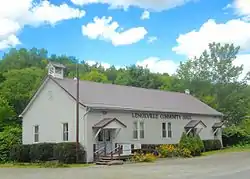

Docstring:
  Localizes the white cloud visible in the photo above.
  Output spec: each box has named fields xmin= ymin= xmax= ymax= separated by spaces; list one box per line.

xmin=0 ymin=0 xmax=85 ymax=50
xmin=172 ymin=18 xmax=250 ymax=80
xmin=136 ymin=57 xmax=178 ymax=75
xmin=71 ymin=0 xmax=195 ymax=11
xmin=233 ymin=54 xmax=250 ymax=80
xmin=141 ymin=10 xmax=150 ymax=20
xmin=225 ymin=0 xmax=250 ymax=21
xmin=86 ymin=57 xmax=179 ymax=75
xmin=0 ymin=35 xmax=21 ymax=50
xmin=172 ymin=19 xmax=250 ymax=57
xmin=223 ymin=3 xmax=232 ymax=10
xmin=82 ymin=16 xmax=147 ymax=46
xmin=233 ymin=0 xmax=250 ymax=16
xmin=147 ymin=36 xmax=157 ymax=43
xmin=86 ymin=60 xmax=112 ymax=69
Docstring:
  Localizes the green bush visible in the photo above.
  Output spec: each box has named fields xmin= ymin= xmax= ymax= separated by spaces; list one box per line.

xmin=10 ymin=144 xmax=31 ymax=162
xmin=131 ymin=153 xmax=157 ymax=163
xmin=0 ymin=126 xmax=21 ymax=162
xmin=222 ymin=125 xmax=250 ymax=146
xmin=10 ymin=142 xmax=85 ymax=164
xmin=178 ymin=132 xmax=204 ymax=156
xmin=176 ymin=148 xmax=192 ymax=158
xmin=29 ymin=143 xmax=55 ymax=162
xmin=53 ymin=143 xmax=85 ymax=164
xmin=203 ymin=140 xmax=222 ymax=151
xmin=157 ymin=144 xmax=178 ymax=158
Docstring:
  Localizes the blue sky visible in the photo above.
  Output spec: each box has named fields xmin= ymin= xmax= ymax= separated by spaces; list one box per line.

xmin=1 ymin=0 xmax=250 ymax=75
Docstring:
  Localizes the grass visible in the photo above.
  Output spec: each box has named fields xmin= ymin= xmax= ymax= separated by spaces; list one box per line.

xmin=0 ymin=162 xmax=93 ymax=168
xmin=202 ymin=145 xmax=250 ymax=156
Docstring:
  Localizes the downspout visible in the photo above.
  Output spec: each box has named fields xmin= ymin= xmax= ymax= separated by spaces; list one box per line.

xmin=83 ymin=106 xmax=91 ymax=163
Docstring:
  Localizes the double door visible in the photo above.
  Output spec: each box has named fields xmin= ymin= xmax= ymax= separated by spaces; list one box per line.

xmin=97 ymin=129 xmax=113 ymax=155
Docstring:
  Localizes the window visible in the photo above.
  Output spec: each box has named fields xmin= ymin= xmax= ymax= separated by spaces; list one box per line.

xmin=34 ymin=125 xmax=39 ymax=142
xmin=162 ymin=123 xmax=167 ymax=138
xmin=167 ymin=122 xmax=172 ymax=138
xmin=55 ymin=67 xmax=62 ymax=74
xmin=98 ymin=130 xmax=103 ymax=141
xmin=133 ymin=121 xmax=138 ymax=139
xmin=140 ymin=121 xmax=144 ymax=139
xmin=97 ymin=130 xmax=111 ymax=141
xmin=213 ymin=128 xmax=219 ymax=137
xmin=162 ymin=122 xmax=172 ymax=138
xmin=63 ymin=123 xmax=68 ymax=141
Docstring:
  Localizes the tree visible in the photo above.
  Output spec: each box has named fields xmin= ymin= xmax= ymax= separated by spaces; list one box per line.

xmin=0 ymin=67 xmax=46 ymax=115
xmin=0 ymin=126 xmax=22 ymax=161
xmin=0 ymin=96 xmax=15 ymax=131
xmin=81 ymin=69 xmax=109 ymax=83
xmin=115 ymin=65 xmax=162 ymax=89
xmin=176 ymin=42 xmax=250 ymax=124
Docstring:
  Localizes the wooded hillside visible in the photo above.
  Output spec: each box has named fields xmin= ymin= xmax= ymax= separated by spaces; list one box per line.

xmin=0 ymin=42 xmax=250 ymax=134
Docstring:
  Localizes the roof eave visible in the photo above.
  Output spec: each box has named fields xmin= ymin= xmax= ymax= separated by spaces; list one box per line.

xmin=86 ymin=105 xmax=223 ymax=117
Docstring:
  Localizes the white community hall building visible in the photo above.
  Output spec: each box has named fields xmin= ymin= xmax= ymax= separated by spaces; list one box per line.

xmin=20 ymin=62 xmax=224 ymax=163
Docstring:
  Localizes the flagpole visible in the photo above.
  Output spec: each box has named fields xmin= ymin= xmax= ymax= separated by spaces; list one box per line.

xmin=76 ymin=61 xmax=80 ymax=162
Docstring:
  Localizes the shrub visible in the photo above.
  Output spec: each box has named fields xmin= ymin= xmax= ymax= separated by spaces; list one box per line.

xmin=53 ymin=142 xmax=85 ymax=164
xmin=29 ymin=143 xmax=55 ymax=162
xmin=0 ymin=126 xmax=21 ymax=162
xmin=222 ymin=125 xmax=250 ymax=146
xmin=178 ymin=132 xmax=204 ymax=156
xmin=10 ymin=142 xmax=85 ymax=164
xmin=132 ymin=152 xmax=157 ymax=163
xmin=157 ymin=144 xmax=178 ymax=158
xmin=10 ymin=144 xmax=31 ymax=162
xmin=176 ymin=148 xmax=192 ymax=158
xmin=203 ymin=140 xmax=222 ymax=151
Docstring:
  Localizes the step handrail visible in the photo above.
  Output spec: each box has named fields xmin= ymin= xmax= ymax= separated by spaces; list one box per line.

xmin=94 ymin=146 xmax=105 ymax=162
xmin=109 ymin=145 xmax=122 ymax=160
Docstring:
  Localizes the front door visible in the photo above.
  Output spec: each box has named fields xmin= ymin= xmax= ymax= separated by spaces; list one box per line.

xmin=97 ymin=129 xmax=113 ymax=155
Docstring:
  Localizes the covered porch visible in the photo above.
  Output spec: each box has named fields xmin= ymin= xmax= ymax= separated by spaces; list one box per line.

xmin=92 ymin=118 xmax=130 ymax=162
xmin=184 ymin=120 xmax=207 ymax=136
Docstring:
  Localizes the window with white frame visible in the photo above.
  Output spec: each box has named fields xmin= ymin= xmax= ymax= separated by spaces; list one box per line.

xmin=167 ymin=122 xmax=172 ymax=138
xmin=34 ymin=125 xmax=39 ymax=142
xmin=139 ymin=121 xmax=144 ymax=139
xmin=133 ymin=121 xmax=144 ymax=139
xmin=162 ymin=122 xmax=172 ymax=138
xmin=162 ymin=123 xmax=167 ymax=138
xmin=63 ymin=123 xmax=69 ymax=141
xmin=133 ymin=121 xmax=138 ymax=139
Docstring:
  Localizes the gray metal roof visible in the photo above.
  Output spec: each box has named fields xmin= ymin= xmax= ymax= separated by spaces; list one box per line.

xmin=184 ymin=120 xmax=207 ymax=128
xmin=93 ymin=118 xmax=127 ymax=128
xmin=212 ymin=122 xmax=224 ymax=128
xmin=52 ymin=77 xmax=223 ymax=116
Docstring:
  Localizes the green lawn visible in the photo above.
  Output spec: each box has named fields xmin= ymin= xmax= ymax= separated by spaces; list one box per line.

xmin=202 ymin=145 xmax=250 ymax=156
xmin=0 ymin=162 xmax=93 ymax=168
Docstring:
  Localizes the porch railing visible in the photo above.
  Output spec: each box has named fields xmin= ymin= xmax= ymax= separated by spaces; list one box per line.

xmin=108 ymin=145 xmax=122 ymax=160
xmin=93 ymin=145 xmax=105 ymax=162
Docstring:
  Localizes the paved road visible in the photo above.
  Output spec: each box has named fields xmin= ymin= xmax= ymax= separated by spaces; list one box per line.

xmin=1 ymin=152 xmax=250 ymax=179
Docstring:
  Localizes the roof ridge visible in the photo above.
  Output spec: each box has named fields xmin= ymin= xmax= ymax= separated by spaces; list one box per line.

xmin=63 ymin=77 xmax=188 ymax=96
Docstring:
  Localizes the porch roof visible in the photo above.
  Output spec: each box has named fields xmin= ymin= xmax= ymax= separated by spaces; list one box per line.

xmin=212 ymin=122 xmax=224 ymax=128
xmin=184 ymin=120 xmax=207 ymax=129
xmin=93 ymin=118 xmax=127 ymax=129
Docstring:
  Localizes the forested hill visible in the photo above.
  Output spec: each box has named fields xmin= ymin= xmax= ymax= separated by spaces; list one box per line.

xmin=1 ymin=42 xmax=250 ymax=132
